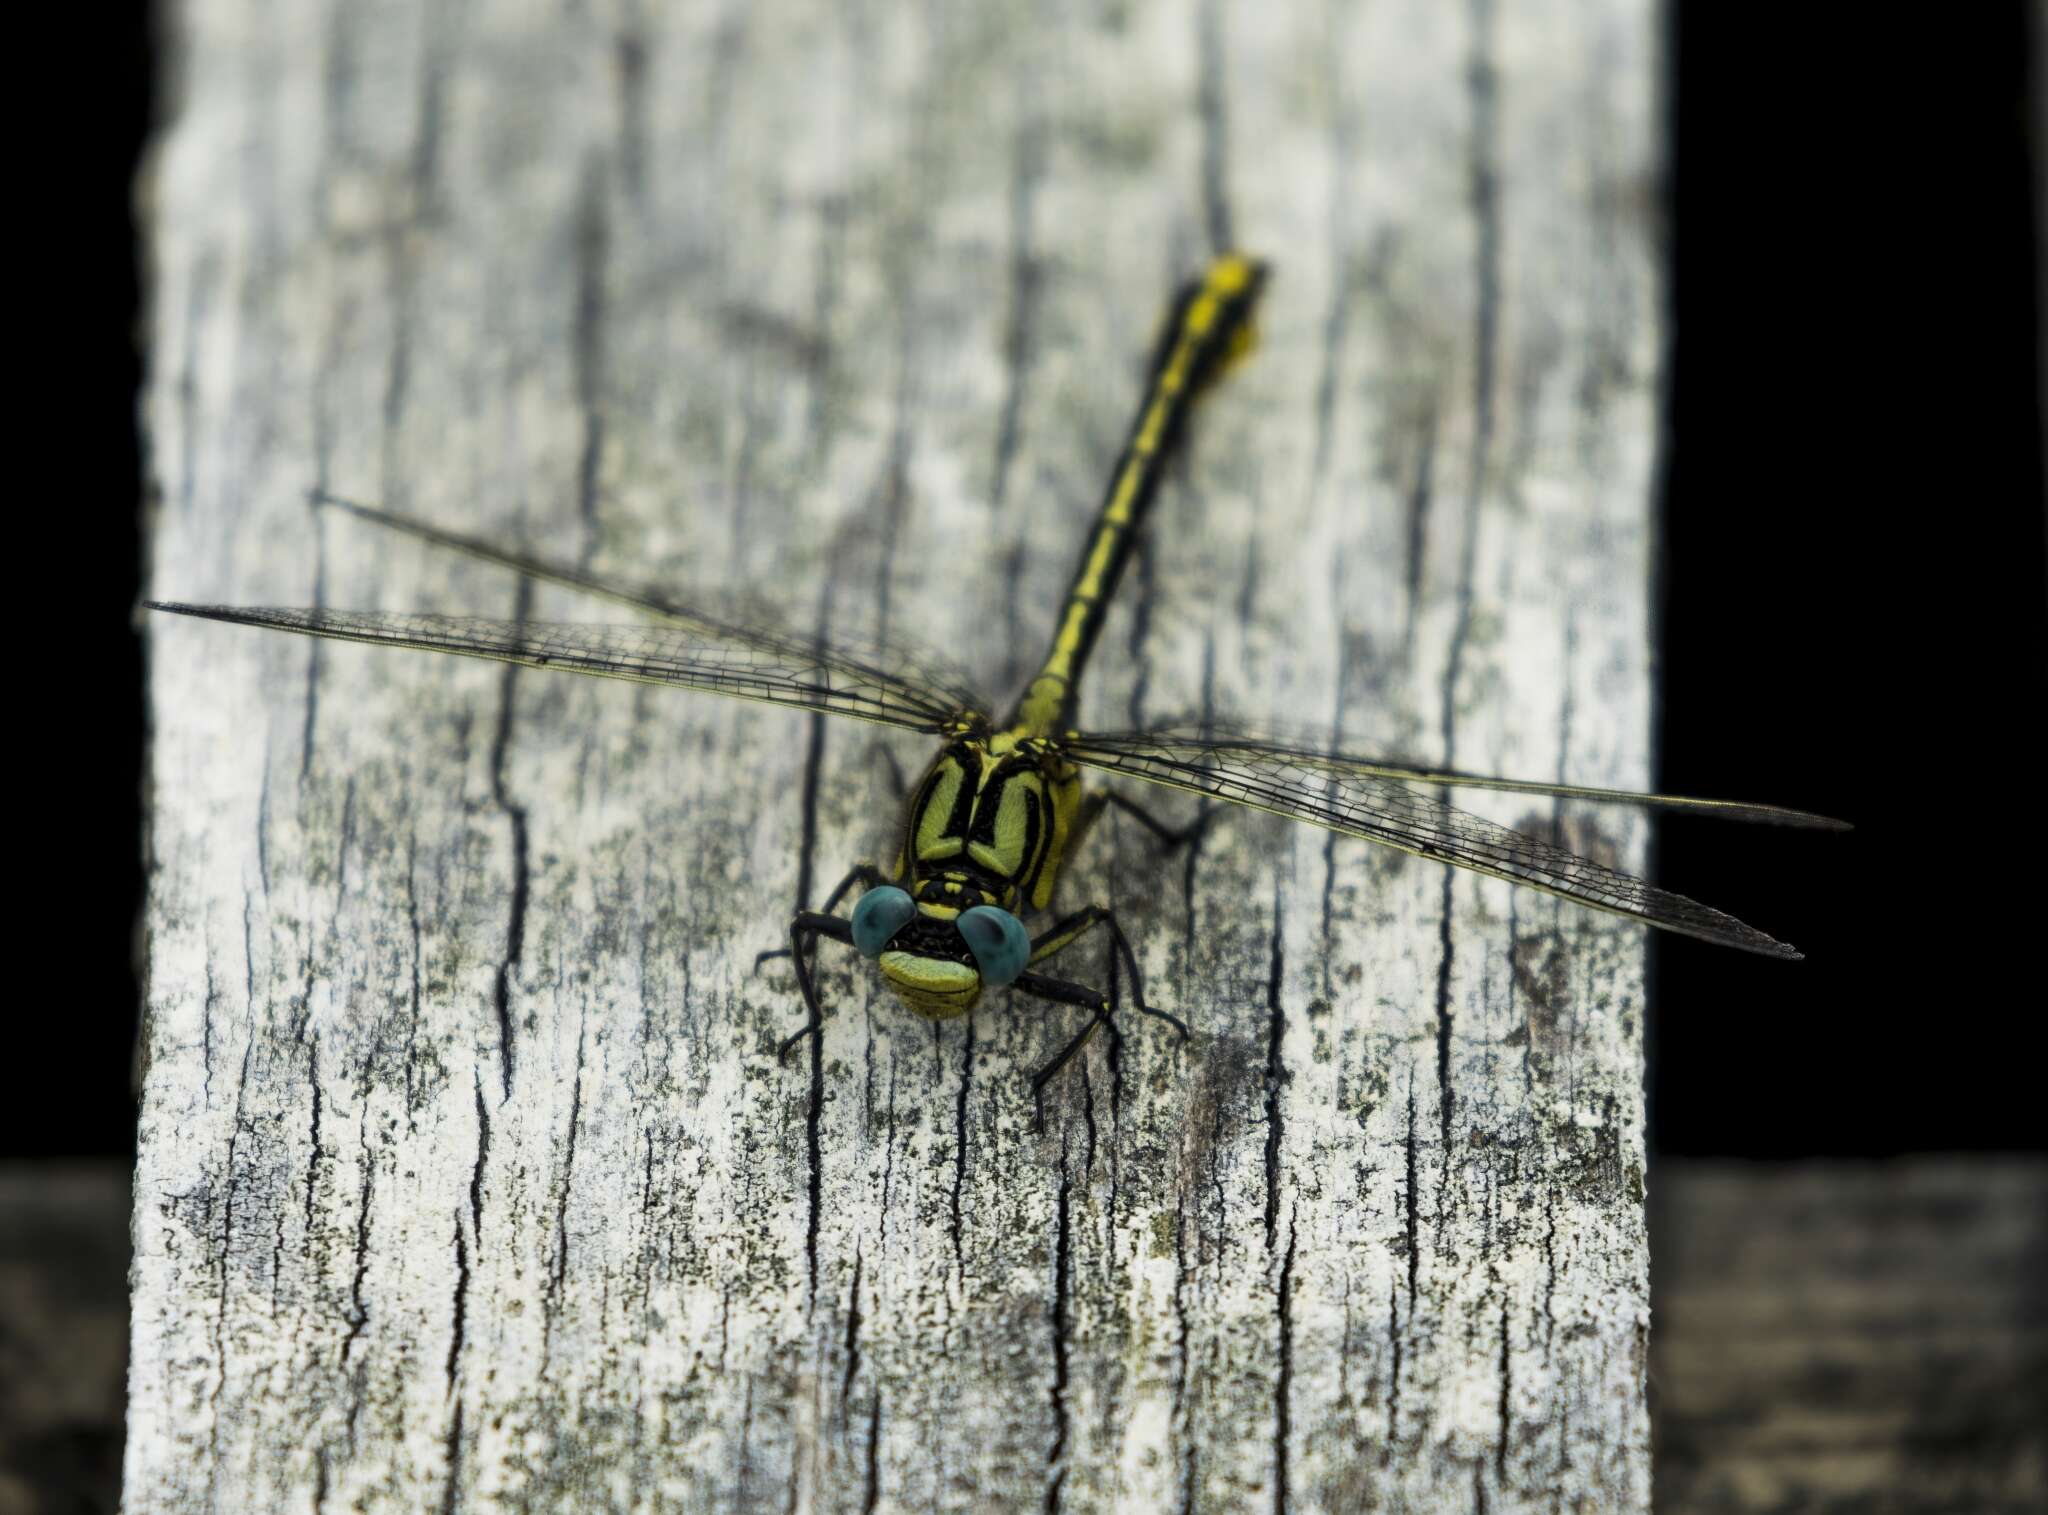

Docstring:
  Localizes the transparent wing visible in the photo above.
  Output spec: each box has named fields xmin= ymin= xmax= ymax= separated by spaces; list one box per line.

xmin=309 ymin=491 xmax=990 ymax=717
xmin=1079 ymin=721 xmax=1849 ymax=828
xmin=1064 ymin=729 xmax=1836 ymax=957
xmin=150 ymin=605 xmax=971 ymax=735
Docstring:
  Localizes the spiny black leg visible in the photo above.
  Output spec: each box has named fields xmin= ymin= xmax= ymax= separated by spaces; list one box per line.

xmin=778 ymin=910 xmax=854 ymax=1062
xmin=1029 ymin=904 xmax=1189 ymax=1042
xmin=823 ymin=863 xmax=890 ymax=914
xmin=1027 ymin=905 xmax=1111 ymax=964
xmin=1106 ymin=791 xmax=1215 ymax=851
xmin=866 ymin=740 xmax=910 ymax=803
xmin=1100 ymin=907 xmax=1190 ymax=1041
xmin=1010 ymin=968 xmax=1119 ymax=1126
xmin=755 ymin=863 xmax=887 ymax=970
xmin=1029 ymin=1004 xmax=1111 ymax=1126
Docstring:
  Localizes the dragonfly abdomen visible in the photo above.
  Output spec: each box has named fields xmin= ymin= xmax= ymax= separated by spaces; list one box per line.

xmin=1009 ymin=254 xmax=1267 ymax=736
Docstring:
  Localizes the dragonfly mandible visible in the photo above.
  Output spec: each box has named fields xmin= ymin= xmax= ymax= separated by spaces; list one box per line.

xmin=151 ymin=254 xmax=1845 ymax=1095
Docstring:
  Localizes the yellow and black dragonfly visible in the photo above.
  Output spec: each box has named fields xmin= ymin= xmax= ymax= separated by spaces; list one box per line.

xmin=152 ymin=255 xmax=1843 ymax=1094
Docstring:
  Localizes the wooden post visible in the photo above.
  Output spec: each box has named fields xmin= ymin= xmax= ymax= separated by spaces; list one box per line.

xmin=136 ymin=1 xmax=1660 ymax=1507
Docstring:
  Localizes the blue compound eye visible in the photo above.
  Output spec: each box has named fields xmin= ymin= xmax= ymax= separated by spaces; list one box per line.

xmin=851 ymin=887 xmax=917 ymax=958
xmin=957 ymin=906 xmax=1031 ymax=988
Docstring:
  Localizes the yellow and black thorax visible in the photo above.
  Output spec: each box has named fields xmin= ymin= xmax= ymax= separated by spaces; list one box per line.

xmin=896 ymin=721 xmax=1083 ymax=922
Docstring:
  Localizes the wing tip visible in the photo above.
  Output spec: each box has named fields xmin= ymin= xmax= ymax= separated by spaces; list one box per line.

xmin=1686 ymin=800 xmax=1851 ymax=831
xmin=1726 ymin=929 xmax=1804 ymax=961
xmin=146 ymin=602 xmax=314 ymax=633
xmin=1772 ymin=807 xmax=1853 ymax=832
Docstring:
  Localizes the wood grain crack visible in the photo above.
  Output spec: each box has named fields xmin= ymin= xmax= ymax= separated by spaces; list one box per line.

xmin=205 ymin=1037 xmax=256 ymax=1505
xmin=446 ymin=1211 xmax=468 ymax=1392
xmin=989 ymin=111 xmax=1043 ymax=520
xmin=303 ymin=1047 xmax=323 ymax=1248
xmin=468 ymin=1070 xmax=489 ymax=1246
xmin=1402 ymin=405 xmax=1437 ymax=659
xmin=487 ymin=577 xmax=534 ymax=1100
xmin=613 ymin=25 xmax=647 ymax=203
xmin=1274 ymin=1203 xmax=1298 ymax=1514
xmin=543 ymin=1014 xmax=588 ymax=1366
xmin=1432 ymin=0 xmax=1506 ymax=1214
xmin=437 ymin=1401 xmax=464 ymax=1515
xmin=341 ymin=1113 xmax=374 ymax=1364
xmin=951 ymin=1013 xmax=975 ymax=1282
xmin=794 ymin=698 xmax=830 ymax=1310
xmin=860 ymin=1393 xmax=883 ymax=1514
xmin=1496 ymin=1296 xmax=1513 ymax=1481
xmin=1172 ymin=1182 xmax=1197 ymax=1515
xmin=1262 ymin=885 xmax=1288 ymax=1252
xmin=1045 ymin=1136 xmax=1074 ymax=1514
xmin=840 ymin=1249 xmax=865 ymax=1418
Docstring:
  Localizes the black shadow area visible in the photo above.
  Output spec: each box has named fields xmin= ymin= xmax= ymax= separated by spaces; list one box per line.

xmin=1656 ymin=5 xmax=2048 ymax=1157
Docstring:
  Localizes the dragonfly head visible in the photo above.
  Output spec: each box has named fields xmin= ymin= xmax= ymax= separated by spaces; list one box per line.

xmin=853 ymin=887 xmax=1030 ymax=1022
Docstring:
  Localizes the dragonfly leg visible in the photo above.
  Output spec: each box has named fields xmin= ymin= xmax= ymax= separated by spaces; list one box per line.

xmin=1069 ymin=790 xmax=1214 ymax=862
xmin=864 ymin=740 xmax=910 ymax=803
xmin=1031 ymin=1010 xmax=1109 ymax=1114
xmin=754 ymin=863 xmax=889 ymax=970
xmin=1027 ymin=905 xmax=1110 ymax=965
xmin=1010 ymin=969 xmax=1114 ymax=1117
xmin=1027 ymin=905 xmax=1189 ymax=1041
xmin=778 ymin=909 xmax=854 ymax=1062
xmin=1104 ymin=790 xmax=1214 ymax=849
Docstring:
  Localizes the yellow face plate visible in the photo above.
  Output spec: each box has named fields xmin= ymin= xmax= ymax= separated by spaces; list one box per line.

xmin=878 ymin=951 xmax=981 ymax=1020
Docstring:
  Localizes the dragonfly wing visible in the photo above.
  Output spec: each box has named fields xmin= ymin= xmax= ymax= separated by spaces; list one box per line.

xmin=310 ymin=491 xmax=990 ymax=716
xmin=1078 ymin=722 xmax=1848 ymax=829
xmin=1062 ymin=731 xmax=1807 ymax=957
xmin=151 ymin=605 xmax=970 ymax=734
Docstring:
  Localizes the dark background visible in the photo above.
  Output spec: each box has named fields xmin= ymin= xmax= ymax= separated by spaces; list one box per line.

xmin=1656 ymin=5 xmax=2046 ymax=1155
xmin=20 ymin=3 xmax=2046 ymax=1161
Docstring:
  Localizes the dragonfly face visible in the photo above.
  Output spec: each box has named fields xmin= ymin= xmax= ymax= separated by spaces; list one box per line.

xmin=872 ymin=913 xmax=990 ymax=1020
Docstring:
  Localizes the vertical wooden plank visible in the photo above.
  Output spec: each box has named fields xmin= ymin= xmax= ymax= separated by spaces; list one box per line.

xmin=136 ymin=0 xmax=1659 ymax=1508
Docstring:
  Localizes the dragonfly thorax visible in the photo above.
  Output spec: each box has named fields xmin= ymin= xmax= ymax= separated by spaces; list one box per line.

xmin=898 ymin=733 xmax=1082 ymax=921
xmin=866 ymin=729 xmax=1082 ymax=1021
xmin=913 ymin=868 xmax=1014 ymax=916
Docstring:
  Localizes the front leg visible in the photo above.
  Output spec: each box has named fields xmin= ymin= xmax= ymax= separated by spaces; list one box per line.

xmin=777 ymin=909 xmax=855 ymax=1062
xmin=754 ymin=862 xmax=889 ymax=971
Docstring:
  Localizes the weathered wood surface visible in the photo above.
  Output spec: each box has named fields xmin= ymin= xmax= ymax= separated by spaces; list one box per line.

xmin=136 ymin=0 xmax=1662 ymax=1508
xmin=1652 ymin=1159 xmax=2048 ymax=1513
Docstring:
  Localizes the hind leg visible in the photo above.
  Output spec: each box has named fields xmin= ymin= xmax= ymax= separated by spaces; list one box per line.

xmin=1067 ymin=790 xmax=1214 ymax=864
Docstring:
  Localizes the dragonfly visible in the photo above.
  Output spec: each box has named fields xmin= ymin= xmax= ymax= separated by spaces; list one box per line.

xmin=152 ymin=254 xmax=1844 ymax=1096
